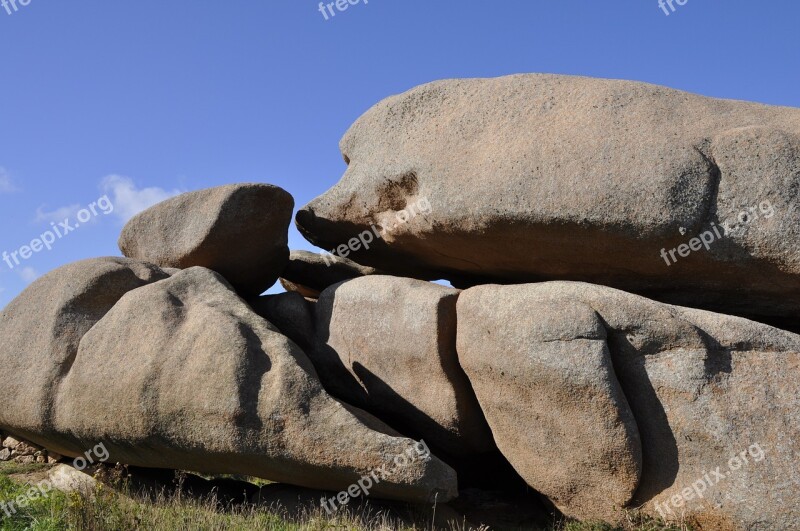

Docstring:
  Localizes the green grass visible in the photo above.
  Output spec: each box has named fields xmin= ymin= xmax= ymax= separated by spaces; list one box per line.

xmin=0 ymin=463 xmax=690 ymax=531
xmin=0 ymin=464 xmax=453 ymax=531
xmin=0 ymin=473 xmax=399 ymax=531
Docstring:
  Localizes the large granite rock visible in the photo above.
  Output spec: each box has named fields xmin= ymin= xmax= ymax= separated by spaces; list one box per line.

xmin=0 ymin=257 xmax=169 ymax=442
xmin=296 ymin=74 xmax=800 ymax=327
xmin=458 ymin=282 xmax=800 ymax=528
xmin=119 ymin=184 xmax=293 ymax=297
xmin=0 ymin=263 xmax=457 ymax=503
xmin=457 ymin=286 xmax=642 ymax=521
xmin=313 ymin=276 xmax=495 ymax=457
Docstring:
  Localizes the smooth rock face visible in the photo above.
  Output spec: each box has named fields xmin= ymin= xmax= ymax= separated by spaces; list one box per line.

xmin=51 ymin=267 xmax=456 ymax=503
xmin=460 ymin=282 xmax=800 ymax=528
xmin=0 ymin=257 xmax=169 ymax=447
xmin=296 ymin=74 xmax=800 ymax=326
xmin=457 ymin=285 xmax=643 ymax=521
xmin=280 ymin=250 xmax=382 ymax=298
xmin=119 ymin=184 xmax=293 ymax=297
xmin=314 ymin=276 xmax=495 ymax=456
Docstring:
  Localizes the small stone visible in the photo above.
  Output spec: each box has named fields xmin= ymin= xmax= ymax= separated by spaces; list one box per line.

xmin=2 ymin=436 xmax=20 ymax=449
xmin=14 ymin=442 xmax=40 ymax=456
xmin=47 ymin=451 xmax=63 ymax=462
xmin=48 ymin=465 xmax=99 ymax=496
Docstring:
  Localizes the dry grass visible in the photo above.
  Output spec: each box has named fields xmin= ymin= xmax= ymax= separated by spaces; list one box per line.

xmin=0 ymin=462 xmax=690 ymax=531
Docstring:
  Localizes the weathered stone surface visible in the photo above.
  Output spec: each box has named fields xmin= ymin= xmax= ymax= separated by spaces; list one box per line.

xmin=0 ymin=257 xmax=169 ymax=447
xmin=10 ymin=440 xmax=41 ymax=457
xmin=2 ymin=436 xmax=20 ymax=448
xmin=296 ymin=74 xmax=800 ymax=326
xmin=248 ymin=292 xmax=316 ymax=352
xmin=459 ymin=281 xmax=800 ymax=528
xmin=313 ymin=276 xmax=494 ymax=456
xmin=457 ymin=285 xmax=642 ymax=521
xmin=50 ymin=267 xmax=456 ymax=503
xmin=119 ymin=184 xmax=293 ymax=297
xmin=280 ymin=250 xmax=382 ymax=298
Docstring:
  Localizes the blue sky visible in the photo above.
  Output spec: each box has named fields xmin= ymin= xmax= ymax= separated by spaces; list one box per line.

xmin=1 ymin=1 xmax=798 ymax=305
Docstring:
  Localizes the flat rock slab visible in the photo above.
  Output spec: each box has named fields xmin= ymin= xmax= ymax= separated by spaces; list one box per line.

xmin=280 ymin=250 xmax=382 ymax=298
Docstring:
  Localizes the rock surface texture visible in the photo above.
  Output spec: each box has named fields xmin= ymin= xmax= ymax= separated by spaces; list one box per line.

xmin=458 ymin=282 xmax=800 ymax=528
xmin=0 ymin=257 xmax=169 ymax=443
xmin=457 ymin=285 xmax=642 ymax=521
xmin=296 ymin=74 xmax=800 ymax=327
xmin=119 ymin=183 xmax=293 ymax=297
xmin=313 ymin=276 xmax=495 ymax=457
xmin=249 ymin=291 xmax=317 ymax=352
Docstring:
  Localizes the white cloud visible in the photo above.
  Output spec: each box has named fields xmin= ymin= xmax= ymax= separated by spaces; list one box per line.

xmin=34 ymin=204 xmax=81 ymax=224
xmin=101 ymin=175 xmax=183 ymax=222
xmin=0 ymin=167 xmax=19 ymax=193
xmin=18 ymin=267 xmax=39 ymax=283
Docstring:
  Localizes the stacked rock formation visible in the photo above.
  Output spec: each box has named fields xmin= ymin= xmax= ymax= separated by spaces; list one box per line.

xmin=0 ymin=433 xmax=61 ymax=464
xmin=1 ymin=74 xmax=798 ymax=530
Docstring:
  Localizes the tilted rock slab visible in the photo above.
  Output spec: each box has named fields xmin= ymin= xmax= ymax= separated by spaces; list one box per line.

xmin=459 ymin=282 xmax=800 ymax=528
xmin=119 ymin=184 xmax=293 ymax=297
xmin=0 ymin=260 xmax=457 ymax=503
xmin=313 ymin=276 xmax=495 ymax=457
xmin=279 ymin=250 xmax=382 ymax=299
xmin=296 ymin=74 xmax=800 ymax=327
